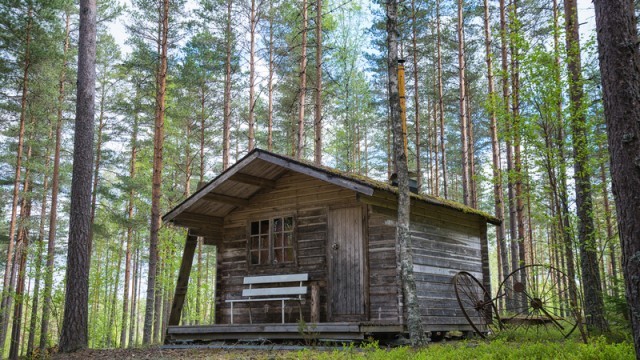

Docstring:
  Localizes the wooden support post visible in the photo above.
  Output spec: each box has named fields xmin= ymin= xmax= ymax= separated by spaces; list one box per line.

xmin=310 ymin=282 xmax=319 ymax=323
xmin=167 ymin=232 xmax=198 ymax=327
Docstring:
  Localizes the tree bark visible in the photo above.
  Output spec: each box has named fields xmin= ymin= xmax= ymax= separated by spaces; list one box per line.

xmin=510 ymin=0 xmax=527 ymax=300
xmin=89 ymin=74 xmax=107 ymax=257
xmin=223 ymin=0 xmax=233 ymax=169
xmin=600 ymin=160 xmax=619 ymax=298
xmin=59 ymin=0 xmax=97 ymax=352
xmin=267 ymin=1 xmax=274 ymax=151
xmin=457 ymin=0 xmax=470 ymax=206
xmin=411 ymin=0 xmax=420 ymax=193
xmin=129 ymin=248 xmax=140 ymax=346
xmin=564 ymin=0 xmax=609 ymax=333
xmin=27 ymin=123 xmax=52 ymax=357
xmin=483 ymin=0 xmax=508 ymax=293
xmin=297 ymin=0 xmax=308 ymax=159
xmin=143 ymin=0 xmax=169 ymax=345
xmin=120 ymin=108 xmax=138 ymax=347
xmin=435 ymin=0 xmax=447 ymax=199
xmin=314 ymin=0 xmax=322 ymax=165
xmin=593 ymin=0 xmax=640 ymax=351
xmin=248 ymin=0 xmax=256 ymax=150
xmin=386 ymin=0 xmax=427 ymax=346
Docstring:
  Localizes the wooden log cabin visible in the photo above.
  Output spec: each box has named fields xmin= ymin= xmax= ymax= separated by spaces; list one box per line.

xmin=163 ymin=149 xmax=500 ymax=343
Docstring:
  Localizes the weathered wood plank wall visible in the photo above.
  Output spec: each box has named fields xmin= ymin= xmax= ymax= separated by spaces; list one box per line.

xmin=363 ymin=190 xmax=485 ymax=332
xmin=215 ymin=171 xmax=360 ymax=324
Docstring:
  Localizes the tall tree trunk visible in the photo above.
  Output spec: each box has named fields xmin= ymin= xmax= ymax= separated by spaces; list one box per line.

xmin=248 ymin=0 xmax=256 ymax=151
xmin=457 ymin=0 xmax=470 ymax=206
xmin=153 ymin=249 xmax=165 ymax=342
xmin=500 ymin=0 xmax=520 ymax=311
xmin=107 ymin=237 xmax=123 ymax=347
xmin=387 ymin=0 xmax=427 ymax=346
xmin=593 ymin=1 xmax=640 ymax=353
xmin=483 ymin=0 xmax=508 ymax=291
xmin=268 ymin=1 xmax=274 ymax=152
xmin=223 ymin=0 xmax=233 ymax=169
xmin=129 ymin=247 xmax=139 ymax=347
xmin=411 ymin=0 xmax=420 ymax=192
xmin=431 ymin=68 xmax=439 ymax=196
xmin=27 ymin=123 xmax=52 ymax=357
xmin=184 ymin=122 xmax=192 ymax=196
xmin=41 ymin=10 xmax=70 ymax=351
xmin=551 ymin=0 xmax=582 ymax=339
xmin=9 ymin=142 xmax=33 ymax=360
xmin=511 ymin=0 xmax=527 ymax=292
xmin=466 ymin=79 xmax=477 ymax=208
xmin=120 ymin=89 xmax=139 ymax=348
xmin=564 ymin=0 xmax=608 ymax=333
xmin=314 ymin=0 xmax=322 ymax=165
xmin=0 ymin=8 xmax=32 ymax=351
xmin=143 ymin=0 xmax=169 ymax=345
xmin=297 ymin=0 xmax=308 ymax=159
xmin=501 ymin=0 xmax=517 ymax=269
xmin=59 ymin=0 xmax=97 ymax=352
xmin=89 ymin=78 xmax=107 ymax=256
xmin=435 ymin=0 xmax=447 ymax=199
xmin=600 ymin=160 xmax=619 ymax=298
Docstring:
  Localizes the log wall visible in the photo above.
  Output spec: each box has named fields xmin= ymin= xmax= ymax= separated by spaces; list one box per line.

xmin=215 ymin=171 xmax=360 ymax=324
xmin=208 ymin=172 xmax=486 ymax=332
xmin=363 ymin=190 xmax=486 ymax=332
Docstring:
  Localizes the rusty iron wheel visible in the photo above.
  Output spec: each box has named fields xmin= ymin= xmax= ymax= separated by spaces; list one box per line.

xmin=453 ymin=271 xmax=502 ymax=339
xmin=497 ymin=265 xmax=580 ymax=339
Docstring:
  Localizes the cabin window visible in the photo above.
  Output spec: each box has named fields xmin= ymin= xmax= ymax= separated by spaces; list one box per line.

xmin=249 ymin=216 xmax=295 ymax=265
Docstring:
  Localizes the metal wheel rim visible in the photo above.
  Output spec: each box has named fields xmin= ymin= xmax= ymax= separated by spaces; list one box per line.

xmin=497 ymin=265 xmax=579 ymax=339
xmin=453 ymin=271 xmax=500 ymax=339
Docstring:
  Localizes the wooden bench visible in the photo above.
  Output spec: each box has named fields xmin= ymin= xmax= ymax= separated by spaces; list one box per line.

xmin=225 ymin=273 xmax=308 ymax=324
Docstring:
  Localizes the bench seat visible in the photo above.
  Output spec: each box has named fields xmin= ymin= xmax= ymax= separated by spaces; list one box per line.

xmin=225 ymin=273 xmax=308 ymax=324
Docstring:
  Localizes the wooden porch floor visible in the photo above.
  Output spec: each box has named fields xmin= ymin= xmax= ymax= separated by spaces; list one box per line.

xmin=165 ymin=322 xmax=405 ymax=344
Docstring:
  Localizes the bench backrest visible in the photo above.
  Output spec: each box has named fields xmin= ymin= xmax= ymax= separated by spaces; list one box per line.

xmin=241 ymin=273 xmax=308 ymax=298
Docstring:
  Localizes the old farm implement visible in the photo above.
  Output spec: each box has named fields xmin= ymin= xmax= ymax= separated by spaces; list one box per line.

xmin=453 ymin=265 xmax=583 ymax=340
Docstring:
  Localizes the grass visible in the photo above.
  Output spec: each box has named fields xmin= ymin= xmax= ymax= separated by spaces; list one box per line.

xmin=288 ymin=337 xmax=635 ymax=360
xmin=52 ymin=335 xmax=636 ymax=359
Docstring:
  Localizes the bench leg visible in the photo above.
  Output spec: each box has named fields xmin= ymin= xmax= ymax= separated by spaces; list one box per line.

xmin=282 ymin=300 xmax=285 ymax=324
xmin=230 ymin=302 xmax=234 ymax=324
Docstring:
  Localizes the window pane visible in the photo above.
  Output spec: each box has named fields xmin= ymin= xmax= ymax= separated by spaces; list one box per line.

xmin=274 ymin=218 xmax=282 ymax=232
xmin=284 ymin=217 xmax=293 ymax=231
xmin=260 ymin=250 xmax=268 ymax=264
xmin=274 ymin=233 xmax=283 ymax=248
xmin=251 ymin=236 xmax=259 ymax=250
xmin=284 ymin=233 xmax=293 ymax=247
xmin=251 ymin=221 xmax=259 ymax=235
xmin=250 ymin=250 xmax=259 ymax=265
xmin=260 ymin=220 xmax=270 ymax=233
xmin=274 ymin=249 xmax=282 ymax=263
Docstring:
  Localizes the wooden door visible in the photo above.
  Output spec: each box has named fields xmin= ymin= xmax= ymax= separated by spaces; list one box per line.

xmin=328 ymin=206 xmax=366 ymax=320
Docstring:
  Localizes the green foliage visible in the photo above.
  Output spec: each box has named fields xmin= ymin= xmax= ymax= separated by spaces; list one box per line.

xmin=288 ymin=338 xmax=635 ymax=360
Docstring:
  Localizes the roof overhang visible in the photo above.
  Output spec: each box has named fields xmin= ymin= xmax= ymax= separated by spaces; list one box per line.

xmin=162 ymin=149 xmax=376 ymax=226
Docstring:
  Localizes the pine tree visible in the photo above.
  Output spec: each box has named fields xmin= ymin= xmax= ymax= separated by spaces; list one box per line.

xmin=59 ymin=0 xmax=98 ymax=352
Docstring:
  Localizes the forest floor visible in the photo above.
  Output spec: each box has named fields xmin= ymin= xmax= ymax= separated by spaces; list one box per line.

xmin=48 ymin=337 xmax=635 ymax=360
